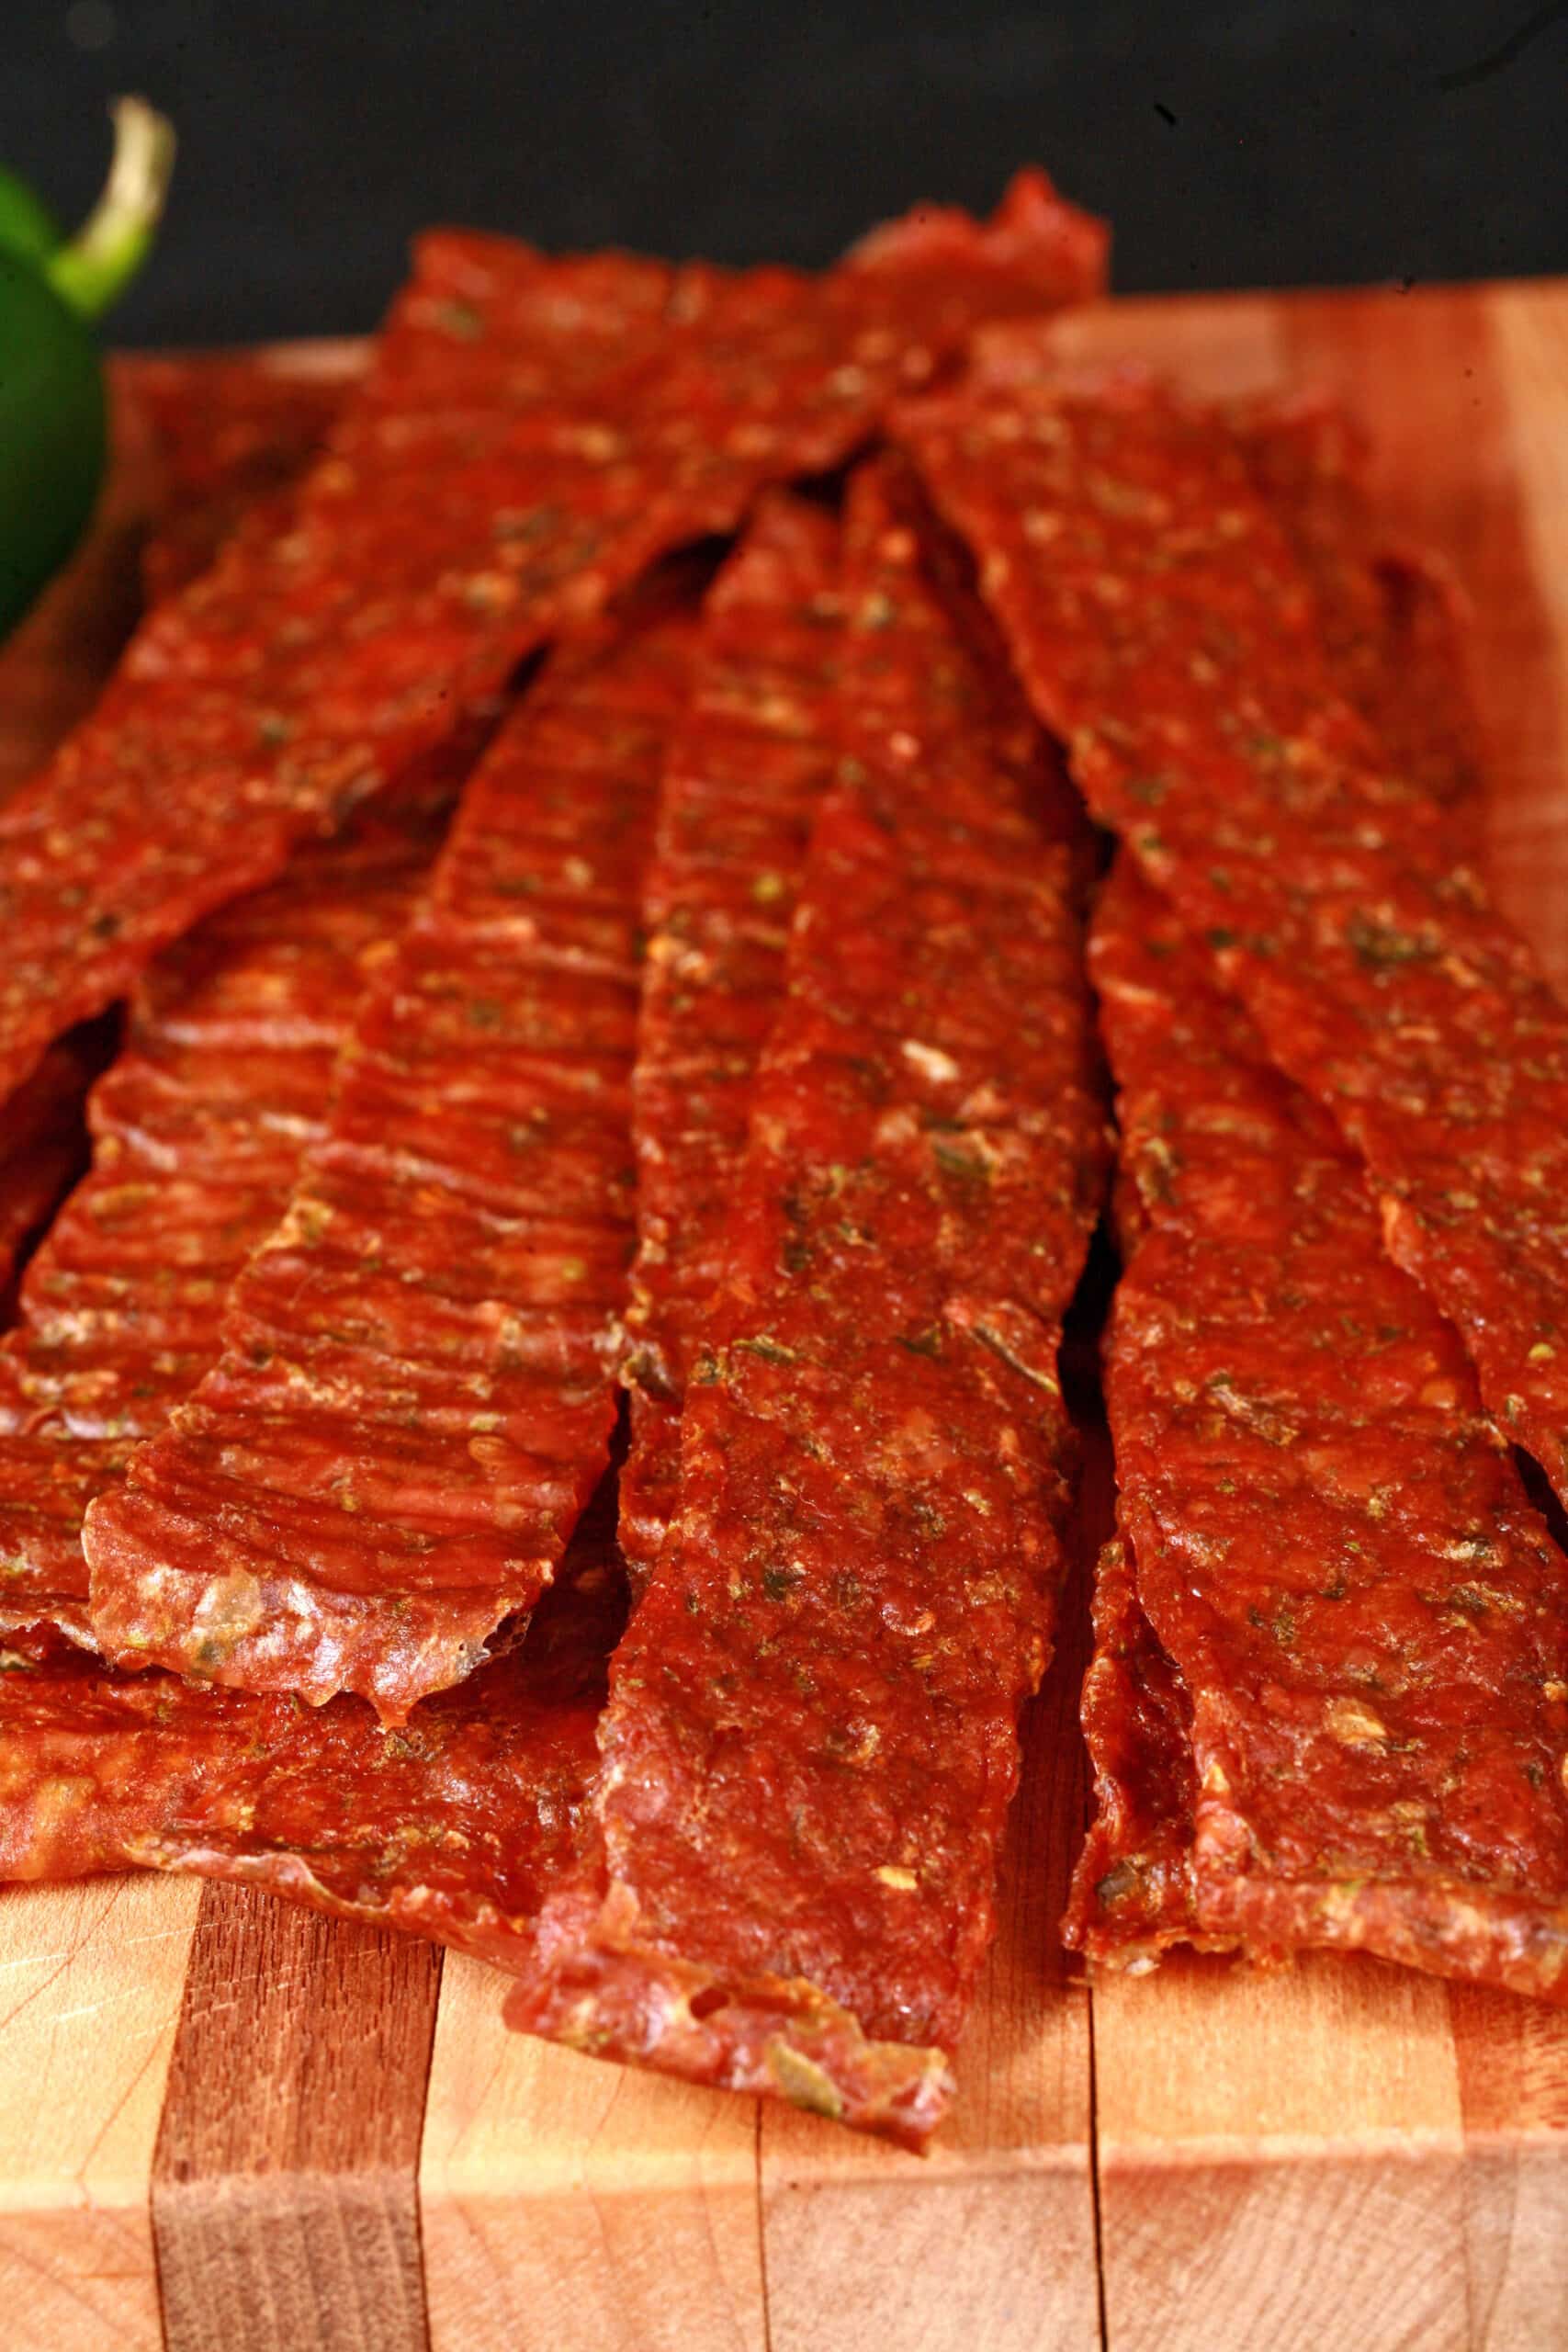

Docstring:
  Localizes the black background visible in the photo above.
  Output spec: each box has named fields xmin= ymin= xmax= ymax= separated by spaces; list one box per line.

xmin=6 ymin=0 xmax=1566 ymax=345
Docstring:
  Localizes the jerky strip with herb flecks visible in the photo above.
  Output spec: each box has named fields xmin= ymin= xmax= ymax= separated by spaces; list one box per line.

xmin=1067 ymin=395 xmax=1506 ymax=1976
xmin=1068 ymin=858 xmax=1568 ymax=1999
xmin=0 ymin=768 xmax=457 ymax=1648
xmin=0 ymin=174 xmax=1103 ymax=1126
xmin=85 ymin=590 xmax=699 ymax=1720
xmin=0 ymin=357 xmax=362 ymax=1324
xmin=0 ymin=1487 xmax=624 ymax=1978
xmin=619 ymin=492 xmax=842 ymax=1585
xmin=0 ymin=1039 xmax=99 ymax=1317
xmin=1233 ymin=391 xmax=1483 ymax=842
xmin=125 ymin=352 xmax=347 ymax=601
xmin=899 ymin=354 xmax=1568 ymax=1513
xmin=505 ymin=458 xmax=1109 ymax=2150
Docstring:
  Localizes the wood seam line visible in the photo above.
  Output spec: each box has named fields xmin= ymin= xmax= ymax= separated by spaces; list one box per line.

xmin=754 ymin=2100 xmax=774 ymax=2352
xmin=1086 ymin=1967 xmax=1111 ymax=2350
xmin=150 ymin=1883 xmax=444 ymax=2352
xmin=1080 ymin=1426 xmax=1111 ymax=2352
xmin=408 ymin=1948 xmax=446 ymax=2352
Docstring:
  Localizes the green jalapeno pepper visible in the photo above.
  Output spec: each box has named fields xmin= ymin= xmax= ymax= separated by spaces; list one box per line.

xmin=0 ymin=96 xmax=175 ymax=639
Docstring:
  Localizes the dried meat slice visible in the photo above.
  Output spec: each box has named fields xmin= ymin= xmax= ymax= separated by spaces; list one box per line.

xmin=0 ymin=1492 xmax=623 ymax=1976
xmin=85 ymin=594 xmax=699 ymax=1718
xmin=124 ymin=352 xmax=347 ymax=599
xmin=620 ymin=492 xmax=842 ymax=1583
xmin=0 ymin=772 xmax=455 ymax=1645
xmin=0 ymin=239 xmax=669 ymax=1114
xmin=1067 ymin=413 xmax=1506 ymax=1977
xmin=1071 ymin=860 xmax=1568 ymax=1999
xmin=1234 ymin=393 xmax=1483 ymax=839
xmin=899 ymin=355 xmax=1568 ymax=1511
xmin=1066 ymin=1529 xmax=1211 ymax=1970
xmin=506 ymin=460 xmax=1108 ymax=2148
xmin=0 ymin=1039 xmax=99 ymax=1315
xmin=0 ymin=173 xmax=1103 ymax=1122
xmin=0 ymin=356 xmax=351 ymax=1324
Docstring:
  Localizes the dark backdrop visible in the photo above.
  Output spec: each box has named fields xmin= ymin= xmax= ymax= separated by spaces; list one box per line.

xmin=6 ymin=0 xmax=1565 ymax=345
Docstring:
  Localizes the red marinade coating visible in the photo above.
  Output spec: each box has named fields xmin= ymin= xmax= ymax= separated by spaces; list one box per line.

xmin=1231 ymin=395 xmax=1483 ymax=836
xmin=1067 ymin=416 xmax=1500 ymax=1976
xmin=0 ymin=239 xmax=670 ymax=1113
xmin=898 ymin=355 xmax=1568 ymax=1510
xmin=1066 ymin=1529 xmax=1210 ymax=1970
xmin=505 ymin=460 xmax=1108 ymax=2149
xmin=124 ymin=353 xmax=345 ymax=600
xmin=619 ymin=493 xmax=842 ymax=1583
xmin=0 ymin=358 xmax=377 ymax=1360
xmin=1077 ymin=861 xmax=1568 ymax=1998
xmin=0 ymin=775 xmax=454 ymax=1646
xmin=0 ymin=175 xmax=1103 ymax=1125
xmin=0 ymin=1040 xmax=97 ymax=1312
xmin=0 ymin=1497 xmax=624 ymax=1973
xmin=85 ymin=596 xmax=698 ymax=1719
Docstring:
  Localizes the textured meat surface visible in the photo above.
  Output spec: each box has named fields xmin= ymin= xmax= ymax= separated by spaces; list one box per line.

xmin=0 ymin=357 xmax=356 ymax=1325
xmin=0 ymin=1041 xmax=98 ymax=1315
xmin=1066 ymin=1527 xmax=1208 ymax=1969
xmin=85 ymin=596 xmax=696 ymax=1718
xmin=507 ymin=461 xmax=1108 ymax=2147
xmin=1233 ymin=394 xmax=1483 ymax=834
xmin=0 ymin=778 xmax=453 ymax=1645
xmin=127 ymin=354 xmax=345 ymax=600
xmin=620 ymin=493 xmax=842 ymax=1585
xmin=899 ymin=351 xmax=1568 ymax=1511
xmin=0 ymin=1495 xmax=624 ymax=1973
xmin=0 ymin=175 xmax=1102 ymax=1125
xmin=1067 ymin=396 xmax=1496 ymax=1973
xmin=1077 ymin=861 xmax=1568 ymax=2001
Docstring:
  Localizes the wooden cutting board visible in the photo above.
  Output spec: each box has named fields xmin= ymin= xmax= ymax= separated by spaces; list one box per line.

xmin=1 ymin=279 xmax=1566 ymax=2352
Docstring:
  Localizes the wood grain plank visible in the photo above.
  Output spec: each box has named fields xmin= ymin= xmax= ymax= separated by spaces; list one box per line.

xmin=0 ymin=1875 xmax=200 ymax=2352
xmin=419 ymin=1955 xmax=764 ymax=2352
xmin=152 ymin=1885 xmax=442 ymax=2352
xmin=1053 ymin=285 xmax=1291 ymax=401
xmin=1095 ymin=1952 xmax=1471 ymax=2352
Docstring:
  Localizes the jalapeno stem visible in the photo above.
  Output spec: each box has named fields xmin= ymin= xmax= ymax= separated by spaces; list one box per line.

xmin=47 ymin=96 xmax=175 ymax=322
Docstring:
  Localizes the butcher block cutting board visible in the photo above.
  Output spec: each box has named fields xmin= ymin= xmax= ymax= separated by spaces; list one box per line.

xmin=2 ymin=279 xmax=1567 ymax=2352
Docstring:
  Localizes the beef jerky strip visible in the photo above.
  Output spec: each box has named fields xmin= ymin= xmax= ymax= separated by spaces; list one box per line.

xmin=506 ymin=461 xmax=1108 ymax=2150
xmin=0 ymin=1039 xmax=99 ymax=1314
xmin=1068 ymin=399 xmax=1493 ymax=1973
xmin=0 ymin=236 xmax=671 ymax=1110
xmin=619 ymin=492 xmax=842 ymax=1584
xmin=1069 ymin=859 xmax=1568 ymax=1999
xmin=0 ymin=361 xmax=348 ymax=1323
xmin=124 ymin=353 xmax=345 ymax=601
xmin=0 ymin=773 xmax=456 ymax=1646
xmin=85 ymin=594 xmax=699 ymax=1719
xmin=899 ymin=356 xmax=1568 ymax=1510
xmin=0 ymin=1492 xmax=623 ymax=1979
xmin=1066 ymin=1527 xmax=1210 ymax=1968
xmin=0 ymin=173 xmax=1103 ymax=1119
xmin=1233 ymin=392 xmax=1483 ymax=840
xmin=79 ymin=171 xmax=1106 ymax=1722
